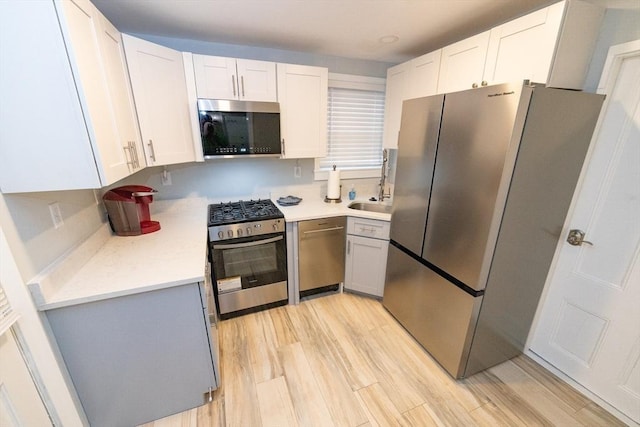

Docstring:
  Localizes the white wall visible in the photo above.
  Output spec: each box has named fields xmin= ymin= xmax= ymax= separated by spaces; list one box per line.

xmin=583 ymin=7 xmax=640 ymax=92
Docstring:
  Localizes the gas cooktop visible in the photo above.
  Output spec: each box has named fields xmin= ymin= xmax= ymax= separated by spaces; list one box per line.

xmin=208 ymin=199 xmax=284 ymax=226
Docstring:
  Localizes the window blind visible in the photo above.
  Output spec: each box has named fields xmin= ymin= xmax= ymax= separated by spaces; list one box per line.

xmin=319 ymin=87 xmax=385 ymax=171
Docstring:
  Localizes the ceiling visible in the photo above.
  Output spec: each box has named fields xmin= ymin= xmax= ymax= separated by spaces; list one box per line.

xmin=93 ymin=0 xmax=631 ymax=64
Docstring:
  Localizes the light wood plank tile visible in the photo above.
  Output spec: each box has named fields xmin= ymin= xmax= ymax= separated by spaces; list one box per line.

xmin=400 ymin=404 xmax=439 ymax=427
xmin=278 ymin=342 xmax=336 ymax=427
xmin=574 ymin=402 xmax=629 ymax=427
xmin=300 ymin=336 xmax=370 ymax=426
xmin=511 ymin=355 xmax=592 ymax=411
xmin=307 ymin=295 xmax=379 ymax=390
xmin=220 ymin=316 xmax=262 ymax=426
xmin=360 ymin=328 xmax=426 ymax=413
xmin=468 ymin=401 xmax=526 ymax=427
xmin=143 ymin=293 xmax=625 ymax=427
xmin=245 ymin=310 xmax=283 ymax=383
xmin=269 ymin=305 xmax=299 ymax=347
xmin=357 ymin=382 xmax=405 ymax=427
xmin=465 ymin=368 xmax=554 ymax=426
xmin=489 ymin=359 xmax=582 ymax=426
xmin=256 ymin=376 xmax=298 ymax=427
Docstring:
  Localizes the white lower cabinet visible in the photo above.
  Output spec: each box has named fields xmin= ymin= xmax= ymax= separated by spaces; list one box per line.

xmin=344 ymin=217 xmax=390 ymax=298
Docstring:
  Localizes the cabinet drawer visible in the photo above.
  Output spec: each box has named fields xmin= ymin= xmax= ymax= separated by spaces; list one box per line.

xmin=347 ymin=217 xmax=390 ymax=240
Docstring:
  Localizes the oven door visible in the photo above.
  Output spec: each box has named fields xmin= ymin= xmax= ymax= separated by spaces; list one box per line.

xmin=210 ymin=232 xmax=288 ymax=317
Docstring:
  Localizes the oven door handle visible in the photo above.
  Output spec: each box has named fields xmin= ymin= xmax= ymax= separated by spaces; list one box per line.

xmin=212 ymin=235 xmax=283 ymax=250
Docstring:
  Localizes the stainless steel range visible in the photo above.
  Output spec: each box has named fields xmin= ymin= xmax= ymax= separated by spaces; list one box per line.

xmin=208 ymin=199 xmax=287 ymax=319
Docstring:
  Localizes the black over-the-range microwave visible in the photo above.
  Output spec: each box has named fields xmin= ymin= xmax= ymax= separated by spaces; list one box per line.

xmin=197 ymin=99 xmax=281 ymax=158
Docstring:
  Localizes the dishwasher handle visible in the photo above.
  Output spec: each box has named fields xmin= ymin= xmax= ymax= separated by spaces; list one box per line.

xmin=302 ymin=226 xmax=344 ymax=235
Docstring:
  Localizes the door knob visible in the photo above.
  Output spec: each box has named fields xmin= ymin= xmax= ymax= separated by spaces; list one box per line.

xmin=567 ymin=229 xmax=593 ymax=246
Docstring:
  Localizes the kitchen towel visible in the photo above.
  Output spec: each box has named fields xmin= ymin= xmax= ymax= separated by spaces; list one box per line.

xmin=327 ymin=168 xmax=341 ymax=199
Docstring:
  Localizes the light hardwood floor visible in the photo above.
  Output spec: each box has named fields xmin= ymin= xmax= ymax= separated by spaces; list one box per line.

xmin=141 ymin=292 xmax=626 ymax=426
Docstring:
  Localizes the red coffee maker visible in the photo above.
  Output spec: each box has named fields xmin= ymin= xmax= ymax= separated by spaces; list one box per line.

xmin=103 ymin=185 xmax=161 ymax=236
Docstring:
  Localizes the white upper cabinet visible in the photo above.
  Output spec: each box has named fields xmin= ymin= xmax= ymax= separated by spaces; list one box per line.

xmin=192 ymin=55 xmax=277 ymax=102
xmin=483 ymin=3 xmax=564 ymax=87
xmin=94 ymin=10 xmax=145 ymax=175
xmin=408 ymin=49 xmax=443 ymax=99
xmin=382 ymin=62 xmax=411 ymax=149
xmin=123 ymin=35 xmax=197 ymax=167
xmin=0 ymin=0 xmax=143 ymax=193
xmin=437 ymin=0 xmax=603 ymax=93
xmin=437 ymin=31 xmax=491 ymax=94
xmin=483 ymin=0 xmax=604 ymax=90
xmin=383 ymin=50 xmax=443 ymax=149
xmin=277 ymin=63 xmax=328 ymax=159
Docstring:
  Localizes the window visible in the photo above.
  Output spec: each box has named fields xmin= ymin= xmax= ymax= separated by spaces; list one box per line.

xmin=315 ymin=74 xmax=386 ymax=180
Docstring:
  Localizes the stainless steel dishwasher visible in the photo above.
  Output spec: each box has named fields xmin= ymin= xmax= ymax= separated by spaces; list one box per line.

xmin=298 ymin=216 xmax=346 ymax=297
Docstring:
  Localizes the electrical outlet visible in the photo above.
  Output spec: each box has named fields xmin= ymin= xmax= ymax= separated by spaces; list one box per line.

xmin=294 ymin=166 xmax=302 ymax=178
xmin=49 ymin=202 xmax=64 ymax=229
xmin=161 ymin=170 xmax=172 ymax=186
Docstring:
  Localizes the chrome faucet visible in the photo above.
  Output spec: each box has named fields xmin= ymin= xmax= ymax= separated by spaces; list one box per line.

xmin=378 ymin=149 xmax=391 ymax=201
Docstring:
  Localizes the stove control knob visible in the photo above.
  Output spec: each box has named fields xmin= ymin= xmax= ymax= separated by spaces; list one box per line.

xmin=218 ymin=231 xmax=224 ymax=239
xmin=227 ymin=230 xmax=233 ymax=238
xmin=273 ymin=223 xmax=278 ymax=231
xmin=237 ymin=229 xmax=243 ymax=237
xmin=255 ymin=224 xmax=261 ymax=229
xmin=246 ymin=227 xmax=252 ymax=235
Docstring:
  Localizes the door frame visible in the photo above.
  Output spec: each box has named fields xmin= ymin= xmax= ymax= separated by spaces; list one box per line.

xmin=0 ymin=227 xmax=87 ymax=426
xmin=525 ymin=39 xmax=640 ymax=427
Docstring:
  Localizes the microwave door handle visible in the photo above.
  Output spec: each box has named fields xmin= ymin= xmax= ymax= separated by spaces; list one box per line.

xmin=212 ymin=235 xmax=283 ymax=250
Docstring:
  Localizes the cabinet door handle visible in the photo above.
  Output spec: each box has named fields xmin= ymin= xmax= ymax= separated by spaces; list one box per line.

xmin=132 ymin=142 xmax=141 ymax=169
xmin=281 ymin=138 xmax=286 ymax=157
xmin=147 ymin=140 xmax=156 ymax=163
xmin=347 ymin=239 xmax=351 ymax=255
xmin=123 ymin=144 xmax=134 ymax=171
xmin=240 ymin=76 xmax=245 ymax=97
xmin=231 ymin=75 xmax=237 ymax=97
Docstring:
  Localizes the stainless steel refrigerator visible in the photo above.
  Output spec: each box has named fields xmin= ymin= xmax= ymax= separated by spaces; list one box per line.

xmin=383 ymin=82 xmax=604 ymax=379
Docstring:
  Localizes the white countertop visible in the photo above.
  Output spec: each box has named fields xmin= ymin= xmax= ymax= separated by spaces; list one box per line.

xmin=277 ymin=197 xmax=391 ymax=222
xmin=29 ymin=198 xmax=210 ymax=310
xmin=28 ymin=196 xmax=391 ymax=311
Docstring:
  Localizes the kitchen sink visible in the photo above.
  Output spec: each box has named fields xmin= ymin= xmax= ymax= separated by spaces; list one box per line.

xmin=347 ymin=202 xmax=392 ymax=214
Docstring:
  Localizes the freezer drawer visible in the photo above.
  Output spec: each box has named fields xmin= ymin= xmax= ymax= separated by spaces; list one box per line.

xmin=383 ymin=243 xmax=482 ymax=378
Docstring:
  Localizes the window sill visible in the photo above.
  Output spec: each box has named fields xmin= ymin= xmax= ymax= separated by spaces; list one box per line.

xmin=314 ymin=168 xmax=381 ymax=181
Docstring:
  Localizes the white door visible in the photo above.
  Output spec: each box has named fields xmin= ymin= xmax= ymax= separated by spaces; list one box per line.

xmin=530 ymin=41 xmax=640 ymax=424
xmin=0 ymin=329 xmax=52 ymax=426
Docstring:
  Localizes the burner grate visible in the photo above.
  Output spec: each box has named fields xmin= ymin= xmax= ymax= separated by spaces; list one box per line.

xmin=208 ymin=199 xmax=283 ymax=226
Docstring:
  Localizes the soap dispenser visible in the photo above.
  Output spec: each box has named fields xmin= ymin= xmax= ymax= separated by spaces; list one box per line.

xmin=348 ymin=185 xmax=356 ymax=200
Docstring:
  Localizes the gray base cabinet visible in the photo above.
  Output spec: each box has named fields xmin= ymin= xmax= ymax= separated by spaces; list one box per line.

xmin=46 ymin=283 xmax=217 ymax=427
xmin=344 ymin=217 xmax=390 ymax=297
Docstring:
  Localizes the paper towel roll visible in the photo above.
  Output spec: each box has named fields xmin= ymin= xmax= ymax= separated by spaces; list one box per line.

xmin=327 ymin=169 xmax=341 ymax=199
